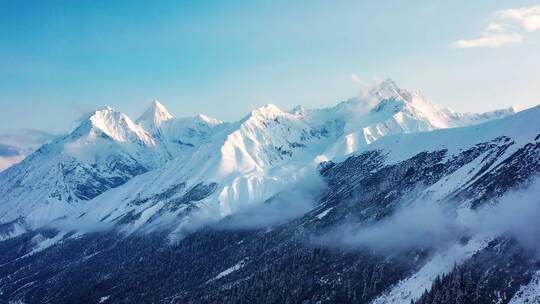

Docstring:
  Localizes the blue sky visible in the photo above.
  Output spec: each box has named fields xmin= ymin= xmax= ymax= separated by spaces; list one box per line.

xmin=1 ymin=0 xmax=539 ymax=133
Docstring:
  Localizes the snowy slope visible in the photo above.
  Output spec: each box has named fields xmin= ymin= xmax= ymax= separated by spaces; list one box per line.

xmin=509 ymin=270 xmax=540 ymax=304
xmin=372 ymin=236 xmax=491 ymax=304
xmin=352 ymin=102 xmax=539 ymax=166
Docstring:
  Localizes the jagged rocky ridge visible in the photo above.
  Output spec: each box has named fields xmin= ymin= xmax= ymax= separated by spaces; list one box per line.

xmin=0 ymin=79 xmax=537 ymax=303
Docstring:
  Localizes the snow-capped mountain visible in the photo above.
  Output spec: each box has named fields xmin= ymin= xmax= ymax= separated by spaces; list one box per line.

xmin=0 ymin=80 xmax=519 ymax=236
xmin=0 ymin=103 xmax=221 ymax=232
xmin=45 ymin=79 xmax=517 ymax=236
xmin=317 ymin=79 xmax=518 ymax=161
xmin=0 ymin=107 xmax=154 ymax=227
xmin=0 ymin=82 xmax=538 ymax=303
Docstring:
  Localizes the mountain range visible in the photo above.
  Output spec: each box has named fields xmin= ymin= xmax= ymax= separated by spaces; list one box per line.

xmin=0 ymin=79 xmax=538 ymax=304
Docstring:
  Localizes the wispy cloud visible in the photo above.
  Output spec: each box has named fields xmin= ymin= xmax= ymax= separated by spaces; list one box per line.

xmin=452 ymin=5 xmax=540 ymax=48
xmin=216 ymin=168 xmax=326 ymax=230
xmin=351 ymin=73 xmax=367 ymax=86
xmin=453 ymin=33 xmax=524 ymax=48
xmin=495 ymin=5 xmax=540 ymax=32
xmin=315 ymin=178 xmax=540 ymax=254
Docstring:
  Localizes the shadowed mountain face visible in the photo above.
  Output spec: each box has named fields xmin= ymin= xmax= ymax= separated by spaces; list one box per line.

xmin=0 ymin=81 xmax=537 ymax=303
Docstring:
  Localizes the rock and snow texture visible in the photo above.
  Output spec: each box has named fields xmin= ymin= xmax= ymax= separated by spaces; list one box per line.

xmin=372 ymin=236 xmax=491 ymax=304
xmin=210 ymin=258 xmax=249 ymax=281
xmin=509 ymin=270 xmax=540 ymax=304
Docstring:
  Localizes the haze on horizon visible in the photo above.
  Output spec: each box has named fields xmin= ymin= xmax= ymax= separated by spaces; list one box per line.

xmin=1 ymin=0 xmax=540 ymax=134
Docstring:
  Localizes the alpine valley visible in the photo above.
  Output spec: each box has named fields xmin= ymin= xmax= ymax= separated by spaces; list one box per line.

xmin=1 ymin=79 xmax=539 ymax=304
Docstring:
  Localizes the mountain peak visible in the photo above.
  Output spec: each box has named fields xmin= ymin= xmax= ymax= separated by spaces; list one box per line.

xmin=235 ymin=103 xmax=287 ymax=128
xmin=250 ymin=104 xmax=283 ymax=117
xmin=87 ymin=106 xmax=119 ymax=125
xmin=97 ymin=106 xmax=114 ymax=113
xmin=371 ymin=78 xmax=412 ymax=102
xmin=378 ymin=78 xmax=399 ymax=91
xmin=291 ymin=105 xmax=308 ymax=117
xmin=137 ymin=100 xmax=174 ymax=131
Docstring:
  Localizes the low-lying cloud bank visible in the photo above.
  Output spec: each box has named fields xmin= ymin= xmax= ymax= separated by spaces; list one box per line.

xmin=161 ymin=167 xmax=328 ymax=242
xmin=216 ymin=168 xmax=327 ymax=230
xmin=316 ymin=178 xmax=540 ymax=254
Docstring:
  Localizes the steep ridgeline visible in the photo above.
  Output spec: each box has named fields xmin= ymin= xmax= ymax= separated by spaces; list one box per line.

xmin=0 ymin=102 xmax=222 ymax=238
xmin=0 ymin=102 xmax=538 ymax=303
xmin=71 ymin=80 xmax=518 ymax=235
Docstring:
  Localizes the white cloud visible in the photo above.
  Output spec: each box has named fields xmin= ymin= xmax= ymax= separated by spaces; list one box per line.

xmin=452 ymin=33 xmax=524 ymax=48
xmin=496 ymin=5 xmax=540 ymax=32
xmin=316 ymin=178 xmax=540 ymax=254
xmin=453 ymin=5 xmax=540 ymax=49
xmin=485 ymin=22 xmax=506 ymax=32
